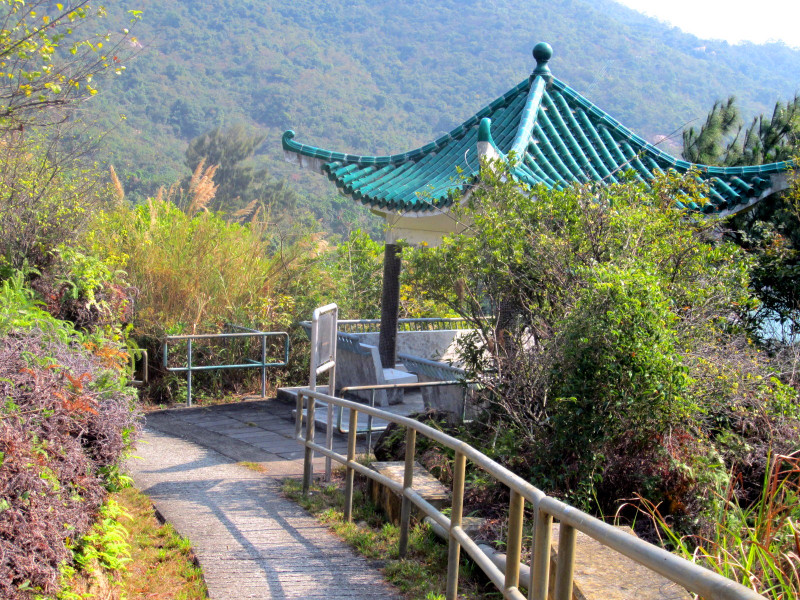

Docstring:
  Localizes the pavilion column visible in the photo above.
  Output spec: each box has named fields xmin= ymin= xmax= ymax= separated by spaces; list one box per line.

xmin=378 ymin=243 xmax=402 ymax=368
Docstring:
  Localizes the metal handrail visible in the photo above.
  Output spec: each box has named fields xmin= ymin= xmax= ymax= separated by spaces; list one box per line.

xmin=163 ymin=329 xmax=290 ymax=406
xmin=336 ymin=380 xmax=469 ymax=450
xmin=295 ymin=388 xmax=764 ymax=600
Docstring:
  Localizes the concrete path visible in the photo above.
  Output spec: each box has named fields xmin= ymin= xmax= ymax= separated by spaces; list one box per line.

xmin=127 ymin=399 xmax=401 ymax=599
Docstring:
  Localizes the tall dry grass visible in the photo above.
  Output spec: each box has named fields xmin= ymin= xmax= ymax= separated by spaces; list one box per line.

xmin=642 ymin=452 xmax=800 ymax=599
xmin=89 ymin=161 xmax=341 ymax=340
xmin=91 ymin=199 xmax=273 ymax=337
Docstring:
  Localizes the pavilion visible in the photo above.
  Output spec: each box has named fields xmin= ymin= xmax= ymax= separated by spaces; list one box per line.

xmin=282 ymin=42 xmax=796 ymax=369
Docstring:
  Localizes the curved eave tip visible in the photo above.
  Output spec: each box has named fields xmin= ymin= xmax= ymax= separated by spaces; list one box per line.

xmin=281 ymin=129 xmax=297 ymax=150
xmin=478 ymin=118 xmax=493 ymax=143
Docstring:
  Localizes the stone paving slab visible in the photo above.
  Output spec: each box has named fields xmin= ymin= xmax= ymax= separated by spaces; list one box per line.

xmin=128 ymin=399 xmax=399 ymax=599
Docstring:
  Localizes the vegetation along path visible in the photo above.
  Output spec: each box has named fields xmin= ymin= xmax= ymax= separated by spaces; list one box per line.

xmin=127 ymin=400 xmax=400 ymax=599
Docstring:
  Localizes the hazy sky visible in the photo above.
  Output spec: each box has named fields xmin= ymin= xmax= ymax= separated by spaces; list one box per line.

xmin=614 ymin=1 xmax=800 ymax=48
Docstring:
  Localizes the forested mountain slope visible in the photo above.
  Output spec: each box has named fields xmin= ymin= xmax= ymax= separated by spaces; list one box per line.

xmin=96 ymin=0 xmax=800 ymax=204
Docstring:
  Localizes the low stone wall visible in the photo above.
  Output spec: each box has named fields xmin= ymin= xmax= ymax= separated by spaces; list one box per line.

xmin=352 ymin=329 xmax=470 ymax=364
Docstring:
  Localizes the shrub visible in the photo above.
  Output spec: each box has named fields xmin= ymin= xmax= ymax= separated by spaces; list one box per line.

xmin=30 ymin=246 xmax=135 ymax=334
xmin=0 ymin=283 xmax=139 ymax=599
xmin=0 ymin=134 xmax=110 ymax=274
xmin=407 ymin=163 xmax=800 ymax=528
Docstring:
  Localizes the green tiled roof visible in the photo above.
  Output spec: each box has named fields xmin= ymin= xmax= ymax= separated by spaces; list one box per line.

xmin=282 ymin=42 xmax=795 ymax=215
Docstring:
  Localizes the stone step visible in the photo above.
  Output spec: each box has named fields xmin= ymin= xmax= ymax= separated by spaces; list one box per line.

xmin=367 ymin=461 xmax=450 ymax=524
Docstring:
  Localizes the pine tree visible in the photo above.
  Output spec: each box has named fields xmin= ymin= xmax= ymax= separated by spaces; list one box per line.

xmin=184 ymin=125 xmax=297 ymax=216
xmin=681 ymin=97 xmax=740 ymax=165
xmin=682 ymin=95 xmax=800 ymax=166
xmin=689 ymin=96 xmax=800 ymax=339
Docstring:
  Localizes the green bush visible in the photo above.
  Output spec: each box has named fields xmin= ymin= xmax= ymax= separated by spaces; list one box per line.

xmin=407 ymin=162 xmax=800 ymax=528
xmin=551 ymin=266 xmax=691 ymax=465
xmin=0 ymin=135 xmax=110 ymax=274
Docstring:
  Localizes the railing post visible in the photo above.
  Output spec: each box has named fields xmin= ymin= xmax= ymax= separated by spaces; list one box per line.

xmin=260 ymin=334 xmax=267 ymax=398
xmin=530 ymin=506 xmax=553 ymax=600
xmin=303 ymin=395 xmax=316 ymax=496
xmin=398 ymin=427 xmax=416 ymax=557
xmin=344 ymin=408 xmax=358 ymax=522
xmin=141 ymin=349 xmax=149 ymax=385
xmin=325 ymin=400 xmax=333 ymax=482
xmin=554 ymin=523 xmax=576 ymax=600
xmin=366 ymin=389 xmax=375 ymax=453
xmin=295 ymin=391 xmax=304 ymax=442
xmin=505 ymin=490 xmax=525 ymax=592
xmin=186 ymin=338 xmax=193 ymax=406
xmin=446 ymin=451 xmax=466 ymax=600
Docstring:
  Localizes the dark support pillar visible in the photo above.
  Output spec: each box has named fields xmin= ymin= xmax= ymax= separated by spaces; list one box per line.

xmin=379 ymin=243 xmax=402 ymax=368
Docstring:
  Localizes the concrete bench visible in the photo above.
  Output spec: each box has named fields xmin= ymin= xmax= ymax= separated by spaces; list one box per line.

xmin=299 ymin=324 xmax=418 ymax=406
xmin=399 ymin=353 xmax=479 ymax=422
xmin=336 ymin=332 xmax=417 ymax=406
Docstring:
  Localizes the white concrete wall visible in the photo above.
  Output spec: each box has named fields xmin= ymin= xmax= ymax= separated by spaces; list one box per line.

xmin=352 ymin=330 xmax=469 ymax=364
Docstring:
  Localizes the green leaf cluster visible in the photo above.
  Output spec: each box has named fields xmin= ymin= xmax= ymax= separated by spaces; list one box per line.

xmin=0 ymin=0 xmax=140 ymax=130
xmin=407 ymin=163 xmax=798 ymax=518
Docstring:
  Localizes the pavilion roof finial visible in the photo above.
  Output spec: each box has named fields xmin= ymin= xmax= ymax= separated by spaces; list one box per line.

xmin=532 ymin=42 xmax=553 ymax=77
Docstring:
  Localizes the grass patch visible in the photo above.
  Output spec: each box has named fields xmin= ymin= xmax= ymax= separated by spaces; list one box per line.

xmin=237 ymin=461 xmax=269 ymax=473
xmin=114 ymin=486 xmax=208 ymax=600
xmin=58 ymin=486 xmax=209 ymax=600
xmin=282 ymin=476 xmax=501 ymax=600
xmin=57 ymin=486 xmax=207 ymax=599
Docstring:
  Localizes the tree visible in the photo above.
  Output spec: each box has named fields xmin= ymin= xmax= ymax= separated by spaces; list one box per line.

xmin=685 ymin=96 xmax=800 ymax=337
xmin=185 ymin=125 xmax=298 ymax=215
xmin=682 ymin=97 xmax=740 ymax=165
xmin=0 ymin=1 xmax=141 ymax=272
xmin=732 ymin=174 xmax=800 ymax=340
xmin=0 ymin=132 xmax=107 ymax=272
xmin=682 ymin=95 xmax=799 ymax=166
xmin=0 ymin=0 xmax=140 ymax=131
xmin=407 ymin=162 xmax=799 ymax=524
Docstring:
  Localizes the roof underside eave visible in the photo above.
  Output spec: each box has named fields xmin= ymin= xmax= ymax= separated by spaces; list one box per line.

xmin=716 ymin=171 xmax=794 ymax=218
xmin=283 ymin=149 xmax=327 ymax=174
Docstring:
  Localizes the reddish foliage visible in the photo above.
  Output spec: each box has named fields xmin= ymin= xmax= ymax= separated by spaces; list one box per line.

xmin=30 ymin=276 xmax=136 ymax=332
xmin=0 ymin=331 xmax=140 ymax=599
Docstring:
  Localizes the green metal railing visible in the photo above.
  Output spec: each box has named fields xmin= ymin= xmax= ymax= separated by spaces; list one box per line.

xmin=294 ymin=388 xmax=765 ymax=600
xmin=130 ymin=349 xmax=149 ymax=387
xmin=307 ymin=317 xmax=487 ymax=334
xmin=163 ymin=326 xmax=289 ymax=406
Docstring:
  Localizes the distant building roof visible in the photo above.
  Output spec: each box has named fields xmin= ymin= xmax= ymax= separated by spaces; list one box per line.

xmin=282 ymin=42 xmax=795 ymax=216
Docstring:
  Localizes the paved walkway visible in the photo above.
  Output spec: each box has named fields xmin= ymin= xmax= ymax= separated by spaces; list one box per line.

xmin=127 ymin=399 xmax=401 ymax=599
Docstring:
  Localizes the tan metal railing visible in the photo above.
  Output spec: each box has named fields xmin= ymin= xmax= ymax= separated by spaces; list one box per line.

xmin=295 ymin=388 xmax=765 ymax=600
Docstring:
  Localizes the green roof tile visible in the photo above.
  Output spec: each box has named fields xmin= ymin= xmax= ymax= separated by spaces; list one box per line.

xmin=282 ymin=44 xmax=796 ymax=215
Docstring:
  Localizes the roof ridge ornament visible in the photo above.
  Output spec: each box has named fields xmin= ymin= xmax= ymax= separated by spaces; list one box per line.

xmin=532 ymin=42 xmax=553 ymax=78
xmin=477 ymin=117 xmax=502 ymax=163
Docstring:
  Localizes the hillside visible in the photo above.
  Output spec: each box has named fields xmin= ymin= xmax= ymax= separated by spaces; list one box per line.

xmin=95 ymin=0 xmax=800 ymax=210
